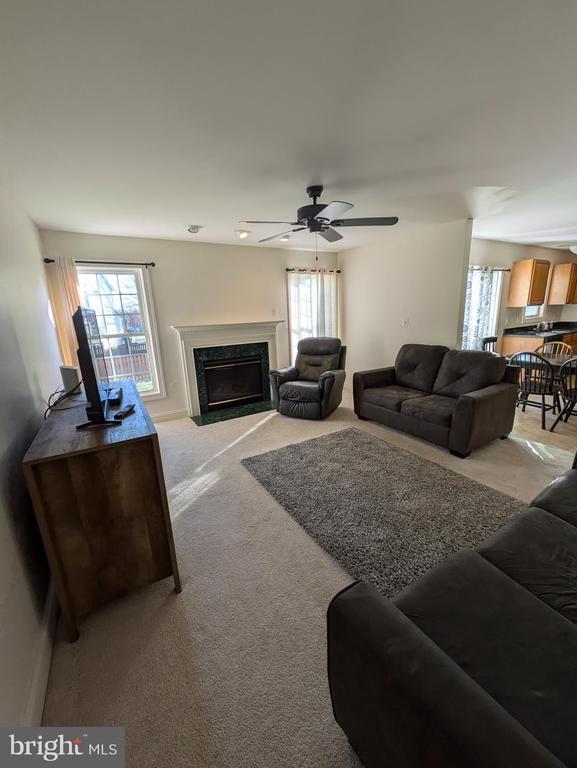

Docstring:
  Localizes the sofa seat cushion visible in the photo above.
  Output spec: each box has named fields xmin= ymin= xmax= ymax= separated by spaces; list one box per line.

xmin=432 ymin=349 xmax=507 ymax=398
xmin=395 ymin=550 xmax=577 ymax=768
xmin=400 ymin=394 xmax=457 ymax=428
xmin=394 ymin=344 xmax=449 ymax=392
xmin=530 ymin=469 xmax=577 ymax=528
xmin=363 ymin=385 xmax=425 ymax=412
xmin=478 ymin=508 xmax=577 ymax=626
xmin=279 ymin=380 xmax=321 ymax=402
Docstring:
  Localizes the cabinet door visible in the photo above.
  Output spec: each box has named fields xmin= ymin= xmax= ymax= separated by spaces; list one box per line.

xmin=528 ymin=260 xmax=550 ymax=305
xmin=507 ymin=260 xmax=534 ymax=307
xmin=548 ymin=263 xmax=575 ymax=305
xmin=500 ymin=336 xmax=543 ymax=357
xmin=571 ymin=267 xmax=577 ymax=303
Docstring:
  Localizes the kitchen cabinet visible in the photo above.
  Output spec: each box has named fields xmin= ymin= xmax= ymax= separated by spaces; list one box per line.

xmin=507 ymin=258 xmax=551 ymax=307
xmin=548 ymin=263 xmax=577 ymax=305
xmin=562 ymin=333 xmax=577 ymax=354
xmin=500 ymin=335 xmax=544 ymax=357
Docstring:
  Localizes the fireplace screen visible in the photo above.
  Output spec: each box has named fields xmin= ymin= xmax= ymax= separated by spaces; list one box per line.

xmin=203 ymin=355 xmax=263 ymax=410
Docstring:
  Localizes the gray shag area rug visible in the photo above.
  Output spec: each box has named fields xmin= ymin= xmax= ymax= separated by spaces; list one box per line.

xmin=241 ymin=427 xmax=526 ymax=597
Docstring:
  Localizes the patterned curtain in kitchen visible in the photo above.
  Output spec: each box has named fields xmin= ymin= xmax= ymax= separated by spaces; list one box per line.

xmin=461 ymin=266 xmax=502 ymax=350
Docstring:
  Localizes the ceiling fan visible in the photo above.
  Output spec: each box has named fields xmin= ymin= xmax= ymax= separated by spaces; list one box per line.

xmin=240 ymin=185 xmax=399 ymax=243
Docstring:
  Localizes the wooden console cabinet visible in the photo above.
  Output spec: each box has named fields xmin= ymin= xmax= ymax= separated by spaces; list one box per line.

xmin=23 ymin=380 xmax=181 ymax=641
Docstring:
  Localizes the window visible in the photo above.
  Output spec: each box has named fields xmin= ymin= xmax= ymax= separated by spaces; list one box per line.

xmin=524 ymin=304 xmax=543 ymax=319
xmin=461 ymin=266 xmax=503 ymax=350
xmin=287 ymin=269 xmax=340 ymax=361
xmin=77 ymin=266 xmax=164 ymax=397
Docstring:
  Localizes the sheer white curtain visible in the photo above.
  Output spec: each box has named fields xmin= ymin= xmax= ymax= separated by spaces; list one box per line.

xmin=461 ymin=266 xmax=503 ymax=350
xmin=287 ymin=269 xmax=340 ymax=361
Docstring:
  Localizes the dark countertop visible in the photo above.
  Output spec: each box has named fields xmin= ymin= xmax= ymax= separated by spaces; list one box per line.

xmin=503 ymin=323 xmax=577 ymax=340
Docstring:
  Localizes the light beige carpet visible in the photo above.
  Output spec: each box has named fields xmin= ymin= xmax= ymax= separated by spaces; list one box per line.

xmin=42 ymin=396 xmax=573 ymax=767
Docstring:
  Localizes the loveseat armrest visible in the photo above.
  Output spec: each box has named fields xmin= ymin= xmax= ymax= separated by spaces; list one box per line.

xmin=449 ymin=381 xmax=517 ymax=456
xmin=353 ymin=367 xmax=395 ymax=414
xmin=530 ymin=469 xmax=577 ymax=528
xmin=328 ymin=581 xmax=564 ymax=768
xmin=269 ymin=366 xmax=298 ymax=409
xmin=319 ymin=369 xmax=346 ymax=418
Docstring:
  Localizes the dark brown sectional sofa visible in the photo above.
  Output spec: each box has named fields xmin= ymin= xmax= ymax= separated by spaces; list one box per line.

xmin=353 ymin=344 xmax=519 ymax=457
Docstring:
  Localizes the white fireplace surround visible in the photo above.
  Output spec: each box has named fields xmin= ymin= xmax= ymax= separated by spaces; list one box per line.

xmin=171 ymin=320 xmax=285 ymax=417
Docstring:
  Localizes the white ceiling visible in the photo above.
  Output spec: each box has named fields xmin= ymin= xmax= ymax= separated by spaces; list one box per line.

xmin=2 ymin=0 xmax=577 ymax=251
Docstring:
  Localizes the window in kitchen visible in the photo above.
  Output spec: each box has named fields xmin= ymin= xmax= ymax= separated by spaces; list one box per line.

xmin=77 ymin=265 xmax=164 ymax=397
xmin=461 ymin=266 xmax=503 ymax=350
xmin=524 ymin=304 xmax=543 ymax=319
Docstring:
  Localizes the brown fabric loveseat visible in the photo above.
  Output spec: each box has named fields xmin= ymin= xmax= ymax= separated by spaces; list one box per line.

xmin=353 ymin=344 xmax=519 ymax=458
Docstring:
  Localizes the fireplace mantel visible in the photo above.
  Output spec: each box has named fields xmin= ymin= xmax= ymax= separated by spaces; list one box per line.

xmin=171 ymin=320 xmax=284 ymax=417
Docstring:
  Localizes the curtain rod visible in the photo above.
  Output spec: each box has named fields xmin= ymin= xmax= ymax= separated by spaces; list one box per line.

xmin=286 ymin=267 xmax=341 ymax=273
xmin=469 ymin=265 xmax=511 ymax=272
xmin=43 ymin=258 xmax=156 ymax=267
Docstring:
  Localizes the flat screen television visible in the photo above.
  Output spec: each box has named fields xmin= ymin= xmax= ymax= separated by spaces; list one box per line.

xmin=72 ymin=307 xmax=121 ymax=430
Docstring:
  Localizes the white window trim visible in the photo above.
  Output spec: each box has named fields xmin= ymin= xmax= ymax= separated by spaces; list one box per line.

xmin=76 ymin=264 xmax=166 ymax=401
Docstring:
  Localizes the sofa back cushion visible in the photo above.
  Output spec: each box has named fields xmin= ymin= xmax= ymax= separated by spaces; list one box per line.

xmin=295 ymin=336 xmax=341 ymax=381
xmin=395 ymin=344 xmax=449 ymax=393
xmin=432 ymin=349 xmax=507 ymax=397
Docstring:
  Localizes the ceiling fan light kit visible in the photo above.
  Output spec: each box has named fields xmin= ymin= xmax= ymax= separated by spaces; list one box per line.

xmin=241 ymin=185 xmax=399 ymax=244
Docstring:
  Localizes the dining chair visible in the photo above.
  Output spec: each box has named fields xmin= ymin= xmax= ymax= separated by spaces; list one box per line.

xmin=481 ymin=336 xmax=498 ymax=352
xmin=535 ymin=341 xmax=573 ymax=356
xmin=509 ymin=352 xmax=556 ymax=430
xmin=550 ymin=357 xmax=577 ymax=432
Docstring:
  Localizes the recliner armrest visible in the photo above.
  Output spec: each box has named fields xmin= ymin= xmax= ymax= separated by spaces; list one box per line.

xmin=269 ymin=366 xmax=298 ymax=384
xmin=320 ymin=369 xmax=346 ymax=418
xmin=269 ymin=366 xmax=299 ymax=410
xmin=450 ymin=382 xmax=517 ymax=455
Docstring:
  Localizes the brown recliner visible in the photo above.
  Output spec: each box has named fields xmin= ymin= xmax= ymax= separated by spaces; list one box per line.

xmin=353 ymin=343 xmax=520 ymax=457
xmin=270 ymin=337 xmax=347 ymax=420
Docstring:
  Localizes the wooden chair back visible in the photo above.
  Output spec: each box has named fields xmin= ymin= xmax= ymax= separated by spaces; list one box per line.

xmin=535 ymin=341 xmax=573 ymax=357
xmin=509 ymin=352 xmax=555 ymax=395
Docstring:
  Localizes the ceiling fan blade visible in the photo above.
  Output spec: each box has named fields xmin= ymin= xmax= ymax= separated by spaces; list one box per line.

xmin=240 ymin=220 xmax=298 ymax=225
xmin=314 ymin=201 xmax=353 ymax=222
xmin=331 ymin=216 xmax=399 ymax=227
xmin=319 ymin=227 xmax=343 ymax=243
xmin=258 ymin=227 xmax=306 ymax=243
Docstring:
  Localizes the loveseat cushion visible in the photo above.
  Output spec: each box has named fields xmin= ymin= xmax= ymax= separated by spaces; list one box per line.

xmin=400 ymin=394 xmax=457 ymax=428
xmin=279 ymin=380 xmax=321 ymax=402
xmin=395 ymin=550 xmax=577 ymax=768
xmin=394 ymin=344 xmax=449 ymax=393
xmin=295 ymin=337 xmax=341 ymax=381
xmin=432 ymin=349 xmax=507 ymax=398
xmin=363 ymin=385 xmax=425 ymax=412
xmin=478 ymin=508 xmax=577 ymax=626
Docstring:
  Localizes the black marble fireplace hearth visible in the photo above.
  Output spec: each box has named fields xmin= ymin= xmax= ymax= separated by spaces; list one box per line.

xmin=192 ymin=342 xmax=272 ymax=424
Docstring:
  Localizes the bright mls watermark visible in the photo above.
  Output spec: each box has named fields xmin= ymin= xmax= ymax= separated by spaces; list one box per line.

xmin=0 ymin=728 xmax=124 ymax=766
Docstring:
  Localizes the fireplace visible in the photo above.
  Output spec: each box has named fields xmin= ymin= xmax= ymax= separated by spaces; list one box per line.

xmin=193 ymin=342 xmax=271 ymax=415
xmin=204 ymin=355 xmax=263 ymax=410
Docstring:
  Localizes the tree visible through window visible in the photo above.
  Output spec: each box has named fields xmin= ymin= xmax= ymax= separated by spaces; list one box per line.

xmin=77 ymin=266 xmax=162 ymax=395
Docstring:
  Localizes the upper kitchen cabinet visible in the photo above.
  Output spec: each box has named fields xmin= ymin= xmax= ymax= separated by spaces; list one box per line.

xmin=507 ymin=258 xmax=551 ymax=307
xmin=547 ymin=263 xmax=577 ymax=305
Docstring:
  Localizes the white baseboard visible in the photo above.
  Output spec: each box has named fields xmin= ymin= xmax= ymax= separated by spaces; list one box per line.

xmin=23 ymin=582 xmax=57 ymax=726
xmin=151 ymin=409 xmax=189 ymax=423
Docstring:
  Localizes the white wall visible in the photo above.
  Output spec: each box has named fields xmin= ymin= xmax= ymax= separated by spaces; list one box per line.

xmin=0 ymin=183 xmax=62 ymax=724
xmin=337 ymin=221 xmax=472 ymax=374
xmin=469 ymin=239 xmax=577 ymax=337
xmin=39 ymin=230 xmax=337 ymax=420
